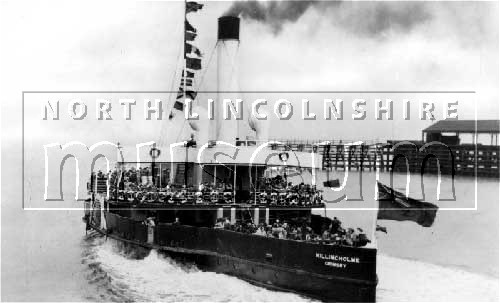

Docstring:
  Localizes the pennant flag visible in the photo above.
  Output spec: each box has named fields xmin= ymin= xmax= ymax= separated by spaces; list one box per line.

xmin=186 ymin=1 xmax=203 ymax=13
xmin=186 ymin=57 xmax=201 ymax=70
xmin=185 ymin=31 xmax=197 ymax=41
xmin=185 ymin=43 xmax=202 ymax=57
xmin=376 ymin=224 xmax=388 ymax=233
xmin=173 ymin=100 xmax=184 ymax=111
xmin=185 ymin=90 xmax=197 ymax=100
xmin=181 ymin=78 xmax=193 ymax=86
xmin=185 ymin=20 xmax=196 ymax=33
xmin=182 ymin=70 xmax=195 ymax=78
xmin=176 ymin=88 xmax=184 ymax=99
xmin=377 ymin=182 xmax=438 ymax=227
xmin=176 ymin=88 xmax=197 ymax=100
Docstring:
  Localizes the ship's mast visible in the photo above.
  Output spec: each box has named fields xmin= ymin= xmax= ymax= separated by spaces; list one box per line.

xmin=183 ymin=0 xmax=188 ymax=187
xmin=183 ymin=0 xmax=187 ymax=105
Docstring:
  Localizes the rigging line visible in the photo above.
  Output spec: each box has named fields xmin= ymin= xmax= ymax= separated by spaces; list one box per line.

xmin=175 ymin=0 xmax=189 ymax=146
xmin=234 ymin=42 xmax=242 ymax=137
xmin=222 ymin=41 xmax=241 ymax=105
xmin=159 ymin=40 xmax=183 ymax=146
xmin=222 ymin=40 xmax=239 ymax=89
xmin=183 ymin=0 xmax=187 ymax=109
xmin=193 ymin=42 xmax=217 ymax=103
xmin=175 ymin=118 xmax=189 ymax=143
xmin=159 ymin=14 xmax=184 ymax=146
xmin=221 ymin=40 xmax=241 ymax=137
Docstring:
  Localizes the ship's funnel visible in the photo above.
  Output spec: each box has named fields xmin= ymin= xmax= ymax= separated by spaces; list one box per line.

xmin=218 ymin=16 xmax=240 ymax=40
xmin=213 ymin=16 xmax=241 ymax=143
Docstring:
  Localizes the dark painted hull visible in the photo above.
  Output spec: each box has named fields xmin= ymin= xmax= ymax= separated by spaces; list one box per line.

xmin=197 ymin=254 xmax=376 ymax=302
xmin=92 ymin=211 xmax=377 ymax=302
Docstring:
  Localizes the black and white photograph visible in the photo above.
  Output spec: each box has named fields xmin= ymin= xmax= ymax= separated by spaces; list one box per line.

xmin=1 ymin=0 xmax=499 ymax=301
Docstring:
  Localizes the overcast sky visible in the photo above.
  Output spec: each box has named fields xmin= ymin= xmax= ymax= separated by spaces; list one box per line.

xmin=1 ymin=0 xmax=498 ymax=147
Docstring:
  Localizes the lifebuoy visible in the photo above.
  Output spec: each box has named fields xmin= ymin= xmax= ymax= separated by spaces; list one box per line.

xmin=150 ymin=147 xmax=161 ymax=159
xmin=279 ymin=152 xmax=289 ymax=162
xmin=135 ymin=191 xmax=144 ymax=200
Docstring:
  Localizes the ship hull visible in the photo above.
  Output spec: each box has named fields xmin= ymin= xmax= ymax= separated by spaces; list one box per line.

xmin=197 ymin=254 xmax=376 ymax=302
xmin=90 ymin=211 xmax=377 ymax=302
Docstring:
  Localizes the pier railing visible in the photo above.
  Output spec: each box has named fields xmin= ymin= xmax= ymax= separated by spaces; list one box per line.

xmin=269 ymin=139 xmax=499 ymax=178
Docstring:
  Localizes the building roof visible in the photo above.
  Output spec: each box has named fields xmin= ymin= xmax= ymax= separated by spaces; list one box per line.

xmin=423 ymin=120 xmax=500 ymax=134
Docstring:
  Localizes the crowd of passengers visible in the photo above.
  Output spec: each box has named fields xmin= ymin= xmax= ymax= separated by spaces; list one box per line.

xmin=213 ymin=217 xmax=371 ymax=247
xmin=96 ymin=169 xmax=324 ymax=206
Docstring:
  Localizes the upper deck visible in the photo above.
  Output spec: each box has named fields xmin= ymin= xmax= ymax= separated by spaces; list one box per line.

xmin=119 ymin=140 xmax=323 ymax=169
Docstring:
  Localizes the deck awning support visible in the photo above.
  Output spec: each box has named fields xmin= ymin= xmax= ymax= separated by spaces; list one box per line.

xmin=214 ymin=165 xmax=217 ymax=186
xmin=254 ymin=165 xmax=257 ymax=204
xmin=233 ymin=164 xmax=237 ymax=203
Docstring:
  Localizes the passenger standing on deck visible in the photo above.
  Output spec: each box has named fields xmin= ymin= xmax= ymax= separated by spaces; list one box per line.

xmin=351 ymin=228 xmax=359 ymax=244
xmin=331 ymin=217 xmax=341 ymax=232
xmin=278 ymin=224 xmax=287 ymax=239
xmin=145 ymin=217 xmax=155 ymax=244
xmin=224 ymin=218 xmax=231 ymax=229
xmin=254 ymin=224 xmax=266 ymax=236
xmin=129 ymin=167 xmax=137 ymax=184
xmin=305 ymin=226 xmax=313 ymax=241
xmin=356 ymin=228 xmax=370 ymax=247
xmin=301 ymin=223 xmax=308 ymax=240
xmin=272 ymin=219 xmax=281 ymax=238
xmin=146 ymin=217 xmax=155 ymax=226
xmin=345 ymin=228 xmax=356 ymax=245
xmin=214 ymin=218 xmax=224 ymax=229
xmin=322 ymin=229 xmax=331 ymax=241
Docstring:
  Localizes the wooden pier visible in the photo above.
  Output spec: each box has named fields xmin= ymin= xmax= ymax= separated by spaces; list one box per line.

xmin=272 ymin=120 xmax=500 ymax=178
xmin=272 ymin=139 xmax=499 ymax=178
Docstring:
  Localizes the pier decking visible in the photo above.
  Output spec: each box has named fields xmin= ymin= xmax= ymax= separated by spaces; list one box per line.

xmin=268 ymin=139 xmax=499 ymax=178
xmin=266 ymin=121 xmax=500 ymax=178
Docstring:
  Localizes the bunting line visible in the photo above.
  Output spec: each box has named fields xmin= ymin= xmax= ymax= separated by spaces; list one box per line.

xmin=170 ymin=0 xmax=204 ymax=119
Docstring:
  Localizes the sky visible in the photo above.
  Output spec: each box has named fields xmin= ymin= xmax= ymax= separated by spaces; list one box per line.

xmin=1 ymin=0 xmax=499 ymax=148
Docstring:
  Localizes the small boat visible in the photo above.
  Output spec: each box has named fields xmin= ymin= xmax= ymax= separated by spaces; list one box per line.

xmin=323 ymin=179 xmax=341 ymax=188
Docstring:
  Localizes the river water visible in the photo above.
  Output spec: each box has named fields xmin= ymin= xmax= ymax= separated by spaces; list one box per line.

xmin=2 ymin=148 xmax=499 ymax=301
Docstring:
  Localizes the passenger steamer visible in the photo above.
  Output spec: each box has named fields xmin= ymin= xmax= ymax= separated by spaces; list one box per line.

xmin=84 ymin=4 xmax=378 ymax=302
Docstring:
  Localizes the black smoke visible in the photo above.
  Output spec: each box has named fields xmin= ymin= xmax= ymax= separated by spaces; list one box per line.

xmin=224 ymin=0 xmax=325 ymax=34
xmin=224 ymin=1 xmax=432 ymax=37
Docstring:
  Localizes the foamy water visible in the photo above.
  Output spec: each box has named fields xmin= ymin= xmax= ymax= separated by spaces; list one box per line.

xmin=79 ymin=234 xmax=498 ymax=302
xmin=82 ymin=235 xmax=312 ymax=302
